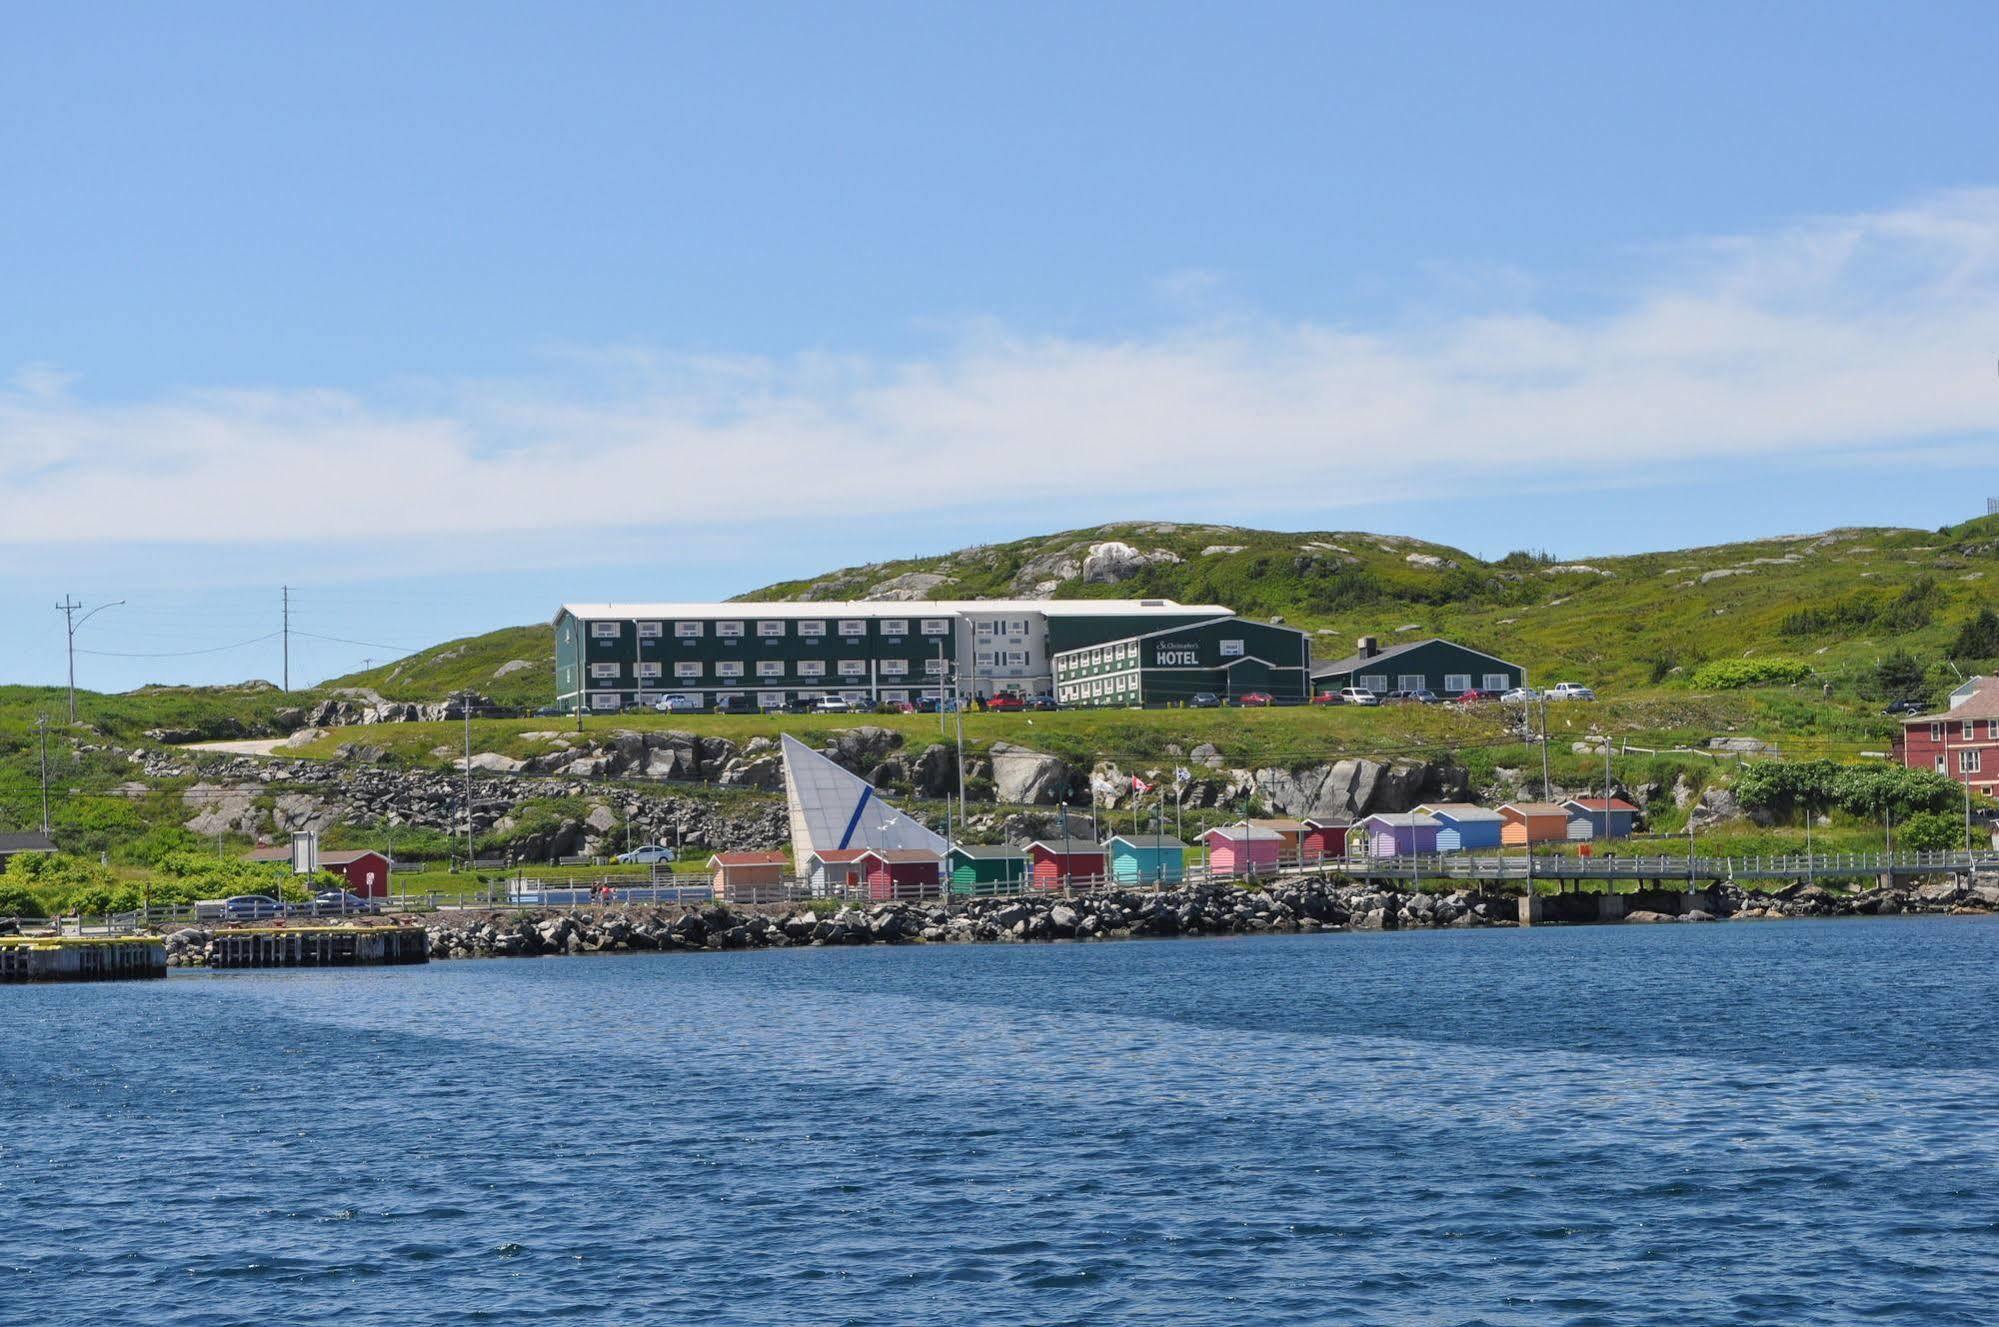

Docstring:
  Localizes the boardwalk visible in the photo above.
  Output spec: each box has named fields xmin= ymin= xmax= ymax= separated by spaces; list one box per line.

xmin=1314 ymin=849 xmax=1999 ymax=887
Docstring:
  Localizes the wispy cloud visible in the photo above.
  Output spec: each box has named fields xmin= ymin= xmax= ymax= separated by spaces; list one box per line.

xmin=4 ymin=190 xmax=1997 ymax=555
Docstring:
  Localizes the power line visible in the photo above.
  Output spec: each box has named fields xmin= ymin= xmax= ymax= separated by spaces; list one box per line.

xmin=75 ymin=632 xmax=282 ymax=659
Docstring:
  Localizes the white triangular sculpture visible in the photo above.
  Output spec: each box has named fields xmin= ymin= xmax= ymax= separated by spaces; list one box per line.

xmin=780 ymin=734 xmax=946 ymax=874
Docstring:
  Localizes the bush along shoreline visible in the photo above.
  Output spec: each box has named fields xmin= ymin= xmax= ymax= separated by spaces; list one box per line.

xmin=147 ymin=874 xmax=1999 ymax=966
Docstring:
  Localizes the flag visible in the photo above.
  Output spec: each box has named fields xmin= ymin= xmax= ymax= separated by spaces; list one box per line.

xmin=1131 ymin=777 xmax=1151 ymax=795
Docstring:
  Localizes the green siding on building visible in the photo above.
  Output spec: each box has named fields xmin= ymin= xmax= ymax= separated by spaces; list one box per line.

xmin=1056 ymin=616 xmax=1311 ymax=708
xmin=1312 ymin=639 xmax=1523 ymax=697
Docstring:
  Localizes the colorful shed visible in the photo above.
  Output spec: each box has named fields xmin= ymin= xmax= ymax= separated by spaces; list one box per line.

xmin=1107 ymin=834 xmax=1189 ymax=884
xmin=1300 ymin=818 xmax=1355 ymax=861
xmin=708 ymin=850 xmax=790 ymax=903
xmin=805 ymin=848 xmax=870 ymax=897
xmin=246 ymin=846 xmax=395 ymax=899
xmin=1359 ymin=813 xmax=1441 ymax=858
xmin=1498 ymin=803 xmax=1572 ymax=847
xmin=1026 ymin=838 xmax=1109 ymax=891
xmin=1248 ymin=818 xmax=1308 ymax=857
xmin=859 ymin=848 xmax=944 ymax=901
xmin=1415 ymin=803 xmax=1505 ymax=852
xmin=947 ymin=844 xmax=1030 ymax=895
xmin=1201 ymin=824 xmax=1284 ymax=879
xmin=1563 ymin=797 xmax=1642 ymax=841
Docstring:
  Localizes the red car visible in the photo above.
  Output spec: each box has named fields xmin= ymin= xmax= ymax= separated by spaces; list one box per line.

xmin=1237 ymin=691 xmax=1274 ymax=707
xmin=1454 ymin=689 xmax=1493 ymax=704
xmin=986 ymin=694 xmax=1025 ymax=712
xmin=1310 ymin=691 xmax=1342 ymax=706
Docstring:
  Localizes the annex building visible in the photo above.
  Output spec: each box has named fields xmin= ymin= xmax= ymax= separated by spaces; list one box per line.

xmin=1052 ymin=615 xmax=1312 ymax=708
xmin=552 ymin=599 xmax=1238 ymax=711
xmin=1310 ymin=636 xmax=1524 ymax=698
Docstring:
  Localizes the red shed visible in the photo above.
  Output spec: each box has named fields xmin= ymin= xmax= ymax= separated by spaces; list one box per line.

xmin=1300 ymin=818 xmax=1354 ymax=861
xmin=246 ymin=847 xmax=394 ymax=898
xmin=1025 ymin=838 xmax=1108 ymax=891
xmin=858 ymin=848 xmax=944 ymax=901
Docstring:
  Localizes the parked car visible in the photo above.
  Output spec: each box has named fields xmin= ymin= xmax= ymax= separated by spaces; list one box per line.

xmin=812 ymin=696 xmax=853 ymax=713
xmin=1026 ymin=694 xmax=1060 ymax=712
xmin=1548 ymin=682 xmax=1597 ymax=701
xmin=653 ymin=694 xmax=702 ymax=713
xmin=873 ymin=699 xmax=916 ymax=714
xmin=1500 ymin=687 xmax=1541 ymax=704
xmin=914 ymin=695 xmax=959 ymax=713
xmin=1883 ymin=698 xmax=1929 ymax=716
xmin=1237 ymin=691 xmax=1275 ymax=707
xmin=714 ymin=695 xmax=758 ymax=715
xmin=220 ymin=894 xmax=285 ymax=921
xmin=1454 ymin=689 xmax=1494 ymax=704
xmin=1189 ymin=692 xmax=1223 ymax=708
xmin=1337 ymin=687 xmax=1380 ymax=706
xmin=532 ymin=704 xmax=568 ymax=717
xmin=1384 ymin=688 xmax=1439 ymax=704
xmin=311 ymin=890 xmax=379 ymax=915
xmin=987 ymin=694 xmax=1026 ymax=712
xmin=1310 ymin=691 xmax=1343 ymax=706
xmin=614 ymin=844 xmax=675 ymax=864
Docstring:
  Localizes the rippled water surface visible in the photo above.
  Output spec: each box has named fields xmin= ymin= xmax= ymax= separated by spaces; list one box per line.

xmin=6 ymin=918 xmax=1998 ymax=1326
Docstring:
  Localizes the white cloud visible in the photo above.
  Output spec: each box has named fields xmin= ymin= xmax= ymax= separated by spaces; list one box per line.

xmin=4 ymin=190 xmax=1997 ymax=552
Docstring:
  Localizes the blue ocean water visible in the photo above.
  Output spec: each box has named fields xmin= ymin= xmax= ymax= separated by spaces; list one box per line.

xmin=4 ymin=918 xmax=1997 ymax=1326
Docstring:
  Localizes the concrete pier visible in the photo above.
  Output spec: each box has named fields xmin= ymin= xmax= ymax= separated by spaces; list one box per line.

xmin=0 ymin=936 xmax=167 ymax=983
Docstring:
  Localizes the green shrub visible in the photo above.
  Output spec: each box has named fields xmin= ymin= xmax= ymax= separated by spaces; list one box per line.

xmin=1689 ymin=658 xmax=1815 ymax=690
xmin=1733 ymin=760 xmax=1963 ymax=819
xmin=1898 ymin=811 xmax=1965 ymax=852
xmin=0 ymin=883 xmax=44 ymax=917
xmin=1951 ymin=607 xmax=1999 ymax=662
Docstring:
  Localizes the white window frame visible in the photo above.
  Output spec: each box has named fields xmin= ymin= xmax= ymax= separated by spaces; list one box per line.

xmin=1220 ymin=639 xmax=1245 ymax=658
xmin=637 ymin=621 xmax=663 ymax=638
xmin=1399 ymin=674 xmax=1427 ymax=692
xmin=880 ymin=619 xmax=909 ymax=636
xmin=757 ymin=620 xmax=785 ymax=637
xmin=590 ymin=621 xmax=621 ymax=638
xmin=880 ymin=659 xmax=909 ymax=676
xmin=975 ymin=651 xmax=996 ymax=668
xmin=1483 ymin=673 xmax=1510 ymax=692
xmin=1360 ymin=674 xmax=1388 ymax=693
xmin=589 ymin=662 xmax=621 ymax=679
xmin=838 ymin=620 xmax=866 ymax=637
xmin=798 ymin=620 xmax=826 ymax=637
xmin=1964 ymin=720 xmax=1977 ymax=740
xmin=921 ymin=619 xmax=951 ymax=636
xmin=925 ymin=659 xmax=947 ymax=675
xmin=975 ymin=620 xmax=996 ymax=637
xmin=1931 ymin=722 xmax=1945 ymax=742
xmin=716 ymin=620 xmax=745 ymax=638
xmin=840 ymin=689 xmax=868 ymax=703
xmin=756 ymin=660 xmax=783 ymax=677
xmin=1962 ymin=749 xmax=1983 ymax=774
xmin=675 ymin=621 xmax=704 ymax=638
xmin=758 ymin=690 xmax=786 ymax=707
xmin=1004 ymin=650 xmax=1027 ymax=667
xmin=883 ymin=689 xmax=910 ymax=702
xmin=798 ymin=660 xmax=826 ymax=677
xmin=716 ymin=660 xmax=744 ymax=678
xmin=837 ymin=659 xmax=867 ymax=677
xmin=635 ymin=662 xmax=662 ymax=679
xmin=674 ymin=661 xmax=702 ymax=679
xmin=1444 ymin=674 xmax=1472 ymax=694
xmin=590 ymin=692 xmax=621 ymax=710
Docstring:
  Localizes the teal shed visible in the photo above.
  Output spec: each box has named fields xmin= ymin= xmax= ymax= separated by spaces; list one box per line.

xmin=1107 ymin=834 xmax=1189 ymax=884
xmin=947 ymin=844 xmax=1030 ymax=895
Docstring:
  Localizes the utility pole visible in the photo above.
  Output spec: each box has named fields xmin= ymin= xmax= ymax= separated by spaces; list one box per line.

xmin=1539 ymin=698 xmax=1552 ymax=799
xmin=462 ymin=691 xmax=476 ymax=868
xmin=56 ymin=596 xmax=123 ymax=723
xmin=282 ymin=585 xmax=290 ymax=693
xmin=35 ymin=713 xmax=52 ymax=834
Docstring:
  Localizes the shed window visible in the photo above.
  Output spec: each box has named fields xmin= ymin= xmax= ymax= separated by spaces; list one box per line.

xmin=757 ymin=620 xmax=785 ymax=637
xmin=675 ymin=621 xmax=704 ymax=638
xmin=590 ymin=621 xmax=621 ymax=638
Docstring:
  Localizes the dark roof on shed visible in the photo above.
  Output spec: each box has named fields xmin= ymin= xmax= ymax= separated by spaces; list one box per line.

xmin=0 ymin=831 xmax=57 ymax=855
xmin=1107 ymin=834 xmax=1189 ymax=851
xmin=1026 ymin=838 xmax=1107 ymax=855
xmin=948 ymin=844 xmax=1028 ymax=860
xmin=1312 ymin=637 xmax=1521 ymax=679
xmin=245 ymin=847 xmax=390 ymax=866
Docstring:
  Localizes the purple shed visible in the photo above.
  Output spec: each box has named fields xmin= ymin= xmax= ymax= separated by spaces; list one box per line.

xmin=1358 ymin=812 xmax=1441 ymax=858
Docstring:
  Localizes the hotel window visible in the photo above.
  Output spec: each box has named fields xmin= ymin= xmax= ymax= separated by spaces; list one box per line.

xmin=798 ymin=660 xmax=826 ymax=677
xmin=637 ymin=621 xmax=662 ymax=638
xmin=798 ymin=620 xmax=826 ymax=637
xmin=1009 ymin=620 xmax=1030 ymax=635
xmin=881 ymin=659 xmax=909 ymax=676
xmin=636 ymin=662 xmax=662 ymax=679
xmin=716 ymin=621 xmax=745 ymax=638
xmin=838 ymin=620 xmax=866 ymax=637
xmin=883 ymin=689 xmax=910 ymax=702
xmin=975 ymin=651 xmax=995 ymax=668
xmin=921 ymin=619 xmax=950 ymax=635
xmin=925 ymin=659 xmax=947 ymax=675
xmin=756 ymin=660 xmax=783 ymax=677
xmin=976 ymin=620 xmax=996 ymax=637
xmin=675 ymin=621 xmax=704 ymax=638
xmin=1004 ymin=651 xmax=1027 ymax=667
xmin=591 ymin=693 xmax=620 ymax=710
xmin=1962 ymin=749 xmax=1983 ymax=774
xmin=716 ymin=661 xmax=744 ymax=678
xmin=757 ymin=620 xmax=785 ymax=637
xmin=880 ymin=619 xmax=909 ymax=636
xmin=1444 ymin=674 xmax=1472 ymax=694
xmin=675 ymin=661 xmax=701 ymax=679
xmin=837 ymin=659 xmax=866 ymax=677
xmin=1484 ymin=674 xmax=1510 ymax=692
xmin=758 ymin=690 xmax=785 ymax=707
xmin=590 ymin=621 xmax=621 ymax=638
xmin=1220 ymin=639 xmax=1245 ymax=658
xmin=589 ymin=662 xmax=621 ymax=679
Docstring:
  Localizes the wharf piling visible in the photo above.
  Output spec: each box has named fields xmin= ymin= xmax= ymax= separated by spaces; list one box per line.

xmin=0 ymin=935 xmax=167 ymax=983
xmin=205 ymin=925 xmax=429 ymax=969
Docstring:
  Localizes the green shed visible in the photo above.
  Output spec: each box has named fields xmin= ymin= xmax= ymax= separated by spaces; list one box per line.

xmin=947 ymin=844 xmax=1030 ymax=895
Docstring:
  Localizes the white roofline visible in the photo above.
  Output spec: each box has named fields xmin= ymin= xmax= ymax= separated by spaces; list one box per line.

xmin=555 ymin=599 xmax=1231 ymax=625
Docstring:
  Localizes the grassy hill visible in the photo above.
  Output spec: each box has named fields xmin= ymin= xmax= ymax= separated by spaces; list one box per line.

xmin=322 ymin=625 xmax=557 ymax=709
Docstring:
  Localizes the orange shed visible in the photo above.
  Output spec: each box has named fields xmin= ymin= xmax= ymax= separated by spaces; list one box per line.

xmin=1498 ymin=802 xmax=1571 ymax=846
xmin=708 ymin=851 xmax=790 ymax=903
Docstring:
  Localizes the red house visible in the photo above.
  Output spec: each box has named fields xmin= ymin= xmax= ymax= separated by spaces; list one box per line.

xmin=247 ymin=847 xmax=394 ymax=898
xmin=1025 ymin=838 xmax=1108 ymax=891
xmin=1892 ymin=678 xmax=1999 ymax=798
xmin=858 ymin=848 xmax=943 ymax=901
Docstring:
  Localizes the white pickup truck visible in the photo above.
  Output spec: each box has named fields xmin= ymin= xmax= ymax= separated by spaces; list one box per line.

xmin=1548 ymin=682 xmax=1597 ymax=701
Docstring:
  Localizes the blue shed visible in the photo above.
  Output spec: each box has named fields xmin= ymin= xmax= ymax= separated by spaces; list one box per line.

xmin=1107 ymin=834 xmax=1188 ymax=884
xmin=1563 ymin=797 xmax=1641 ymax=841
xmin=1416 ymin=803 xmax=1506 ymax=852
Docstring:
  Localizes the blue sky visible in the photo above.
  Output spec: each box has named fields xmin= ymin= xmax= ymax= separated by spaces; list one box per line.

xmin=4 ymin=2 xmax=1998 ymax=690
